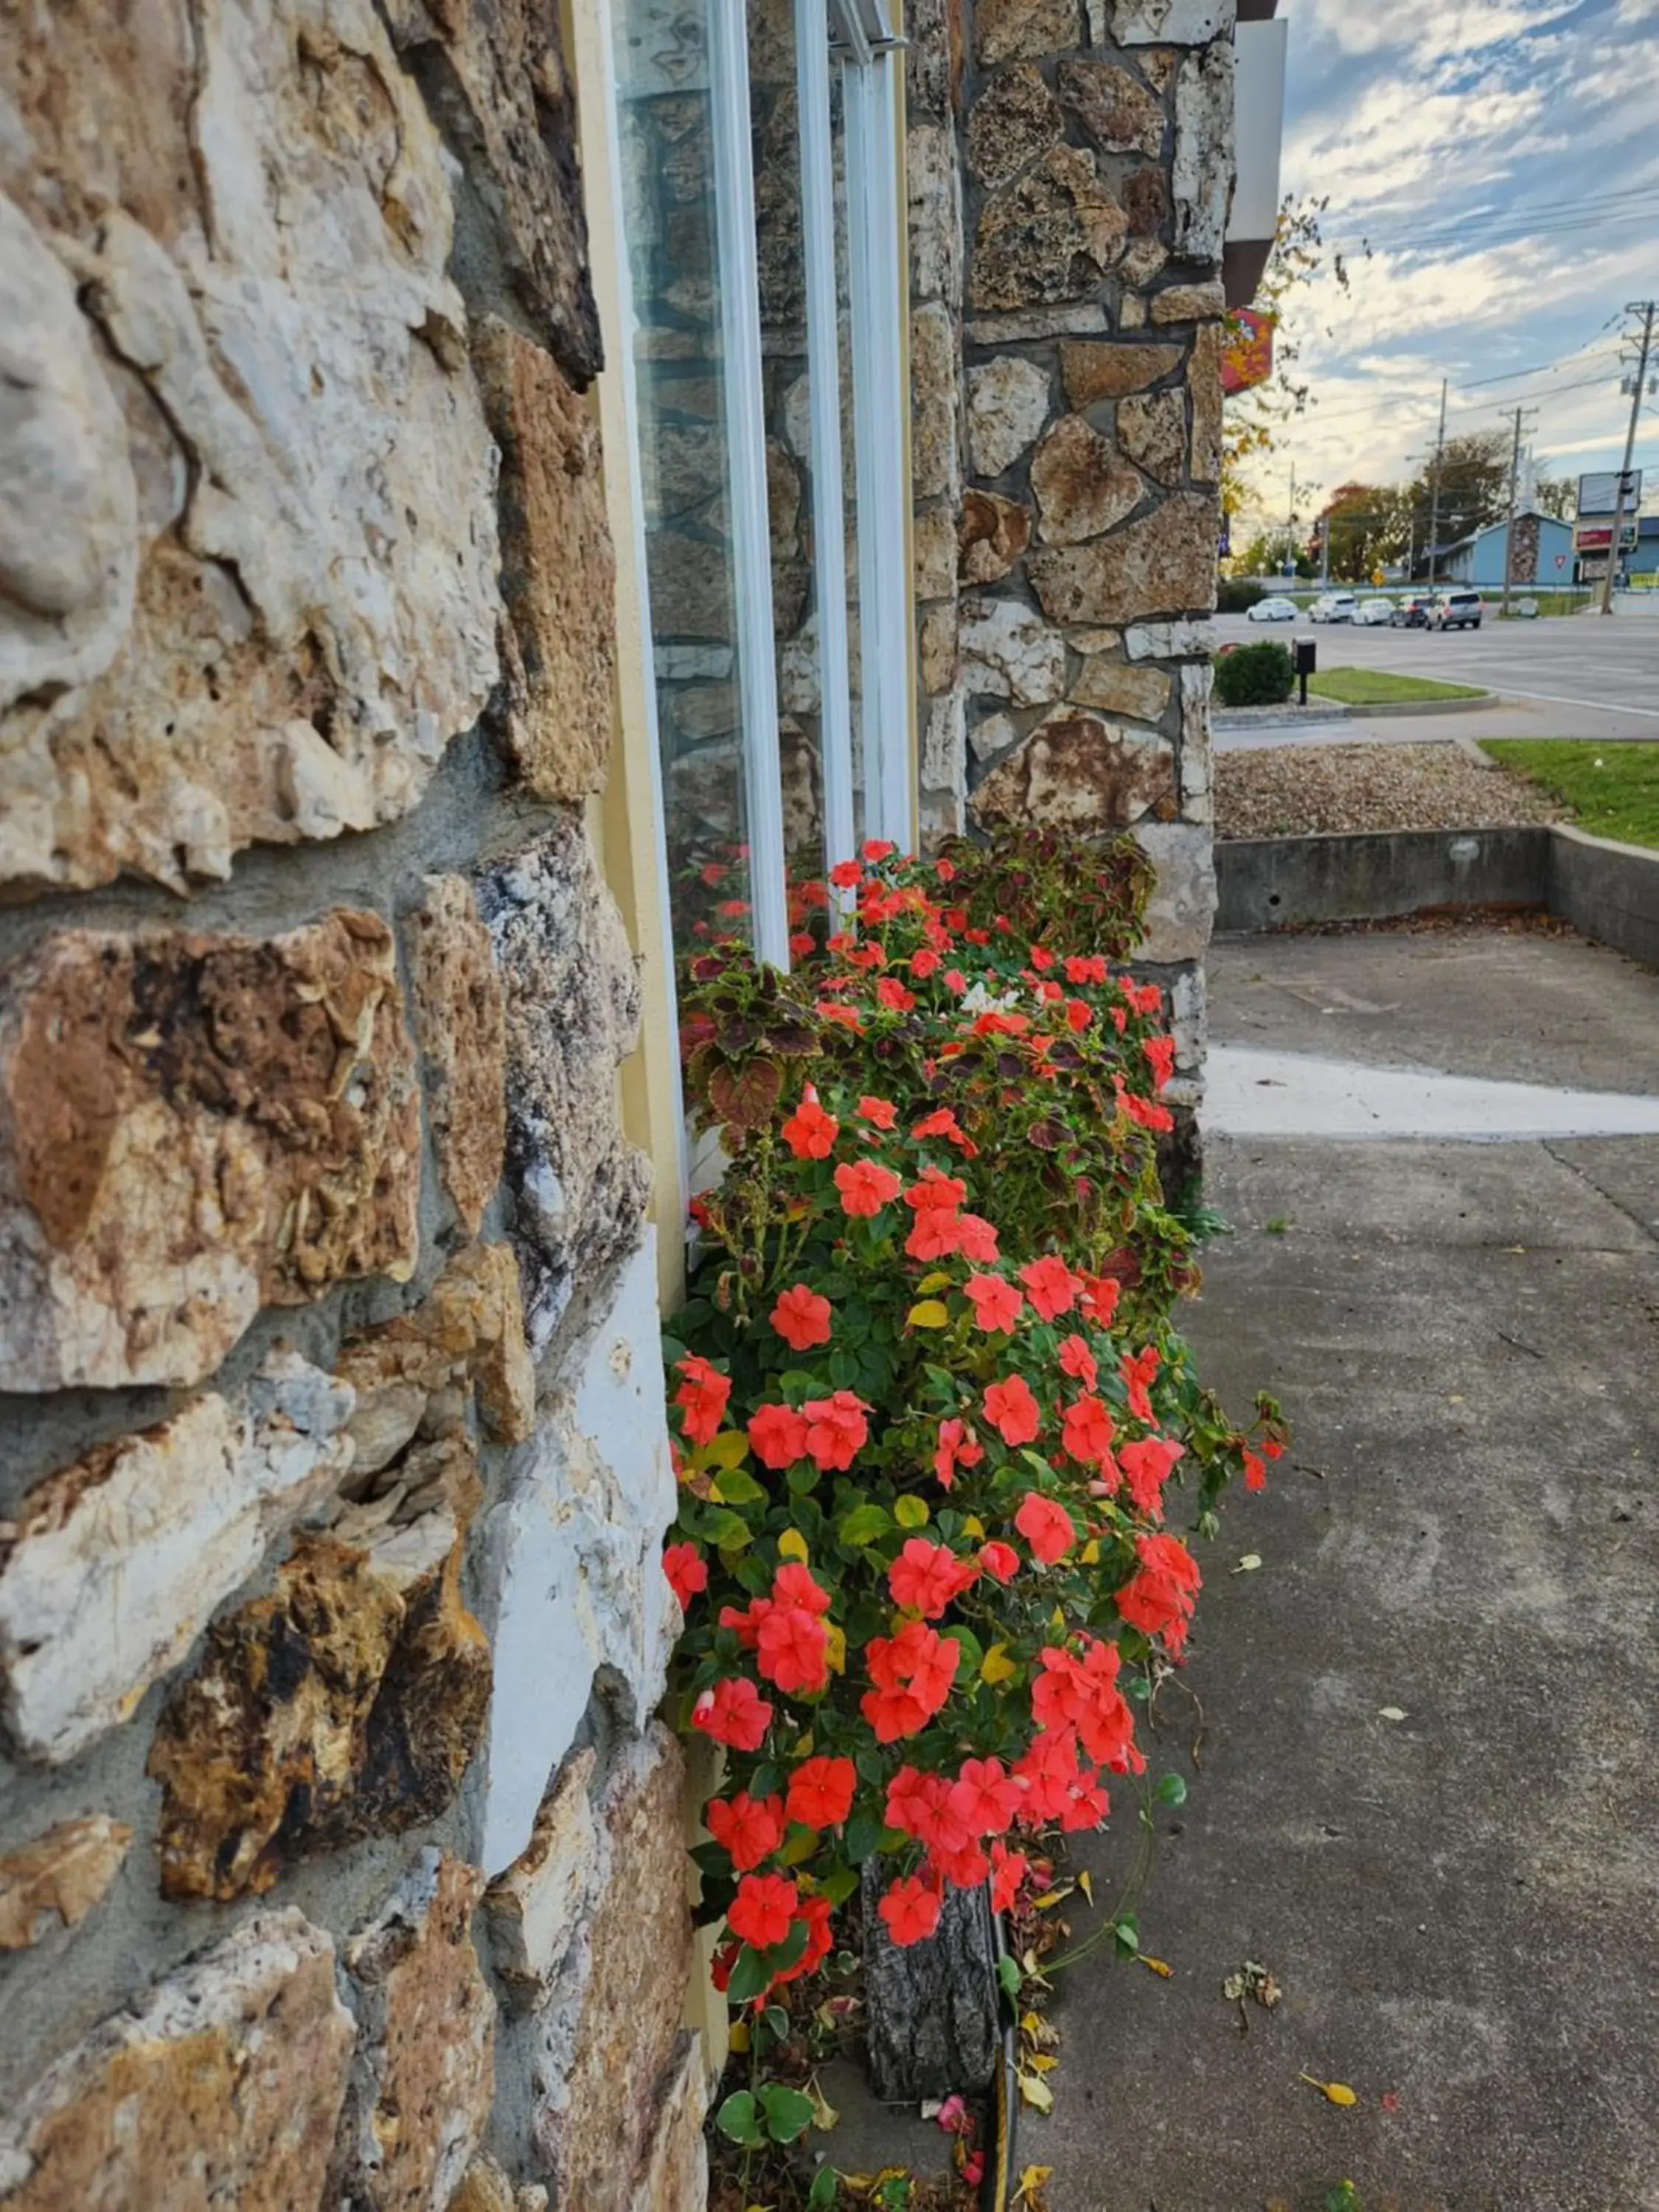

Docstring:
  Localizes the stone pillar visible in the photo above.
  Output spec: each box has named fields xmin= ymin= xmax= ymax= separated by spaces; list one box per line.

xmin=949 ymin=0 xmax=1234 ymax=1117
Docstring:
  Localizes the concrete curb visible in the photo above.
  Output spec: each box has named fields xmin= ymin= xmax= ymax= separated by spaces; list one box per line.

xmin=1214 ymin=824 xmax=1659 ymax=969
xmin=1324 ymin=692 xmax=1495 ymax=719
xmin=1214 ymin=692 xmax=1496 ymax=734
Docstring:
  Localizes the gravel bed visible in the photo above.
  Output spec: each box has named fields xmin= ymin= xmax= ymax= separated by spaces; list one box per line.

xmin=1216 ymin=742 xmax=1564 ymax=840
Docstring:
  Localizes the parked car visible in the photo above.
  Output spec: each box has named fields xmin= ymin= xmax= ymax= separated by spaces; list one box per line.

xmin=1354 ymin=597 xmax=1395 ymax=626
xmin=1310 ymin=591 xmax=1358 ymax=623
xmin=1391 ymin=594 xmax=1433 ymax=627
xmin=1246 ymin=594 xmax=1299 ymax=623
xmin=1430 ymin=589 xmax=1484 ymax=631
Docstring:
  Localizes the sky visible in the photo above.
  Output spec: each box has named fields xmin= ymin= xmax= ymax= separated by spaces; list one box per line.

xmin=1246 ymin=0 xmax=1659 ymax=533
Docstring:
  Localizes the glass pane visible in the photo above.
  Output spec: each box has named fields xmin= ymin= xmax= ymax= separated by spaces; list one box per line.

xmin=613 ymin=0 xmax=754 ymax=958
xmin=830 ymin=61 xmax=867 ymax=848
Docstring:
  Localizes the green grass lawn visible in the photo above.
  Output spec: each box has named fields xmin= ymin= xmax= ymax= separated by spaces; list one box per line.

xmin=1306 ymin=666 xmax=1487 ymax=706
xmin=1482 ymin=740 xmax=1659 ymax=849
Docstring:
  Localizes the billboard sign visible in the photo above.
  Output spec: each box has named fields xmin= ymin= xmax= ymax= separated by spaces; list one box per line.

xmin=1577 ymin=469 xmax=1642 ymax=516
xmin=1221 ymin=309 xmax=1275 ymax=396
xmin=1573 ymin=520 xmax=1638 ymax=552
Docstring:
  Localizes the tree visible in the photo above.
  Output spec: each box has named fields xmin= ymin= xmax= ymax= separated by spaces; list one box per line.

xmin=1535 ymin=475 xmax=1575 ymax=521
xmin=1316 ymin=482 xmax=1414 ymax=580
xmin=1222 ymin=196 xmax=1349 ymax=525
xmin=1408 ymin=430 xmax=1510 ymax=559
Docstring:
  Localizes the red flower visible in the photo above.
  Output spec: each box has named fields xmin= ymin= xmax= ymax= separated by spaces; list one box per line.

xmin=770 ymin=1893 xmax=835 ymax=1989
xmin=990 ymin=1838 xmax=1029 ymax=1914
xmin=786 ymin=1754 xmax=857 ymax=1829
xmin=1065 ymin=997 xmax=1093 ymax=1034
xmin=1143 ymin=1033 xmax=1178 ymax=1088
xmin=830 ymin=858 xmax=862 ymax=888
xmin=860 ymin=1684 xmax=930 ymax=1742
xmin=1065 ymin=953 xmax=1108 ymax=985
xmin=863 ymin=837 xmax=897 ymax=861
xmin=911 ymin=947 xmax=942 ymax=978
xmin=978 ymin=1540 xmax=1020 ymax=1584
xmin=877 ymin=976 xmax=917 ymax=1012
xmin=728 ymin=1871 xmax=799 ymax=1950
xmin=1242 ymin=1447 xmax=1267 ymax=1492
xmin=957 ymin=1213 xmax=1001 ymax=1262
xmin=947 ymin=1756 xmax=1023 ymax=1837
xmin=912 ymin=1106 xmax=973 ymax=1153
xmin=1061 ymin=1394 xmax=1116 ymax=1470
xmin=862 ymin=1621 xmax=959 ymax=1737
xmin=880 ymin=1875 xmax=942 ymax=1947
xmin=706 ymin=1790 xmax=785 ymax=1872
xmin=943 ymin=968 xmax=968 ymax=994
xmin=933 ymin=1417 xmax=984 ymax=1489
xmin=1117 ymin=1532 xmax=1202 ymax=1655
xmin=964 ymin=1273 xmax=1024 ymax=1333
xmin=674 ymin=1355 xmax=731 ymax=1447
xmin=905 ymin=1166 xmax=968 ymax=1214
xmin=801 ymin=1389 xmax=870 ymax=1470
xmin=1081 ymin=1275 xmax=1121 ymax=1329
xmin=928 ymin=1839 xmax=991 ymax=1891
xmin=748 ymin=1402 xmax=810 ymax=1470
xmin=692 ymin=1676 xmax=773 ymax=1751
xmin=1015 ymin=1490 xmax=1076 ymax=1564
xmin=889 ymin=1537 xmax=977 ymax=1620
xmin=1033 ymin=1638 xmax=1144 ymax=1773
xmin=835 ymin=1158 xmax=903 ymax=1217
xmin=858 ymin=1094 xmax=898 ymax=1130
xmin=662 ymin=1542 xmax=708 ymax=1613
xmin=886 ymin=1766 xmax=965 ymax=1848
xmin=1020 ymin=1253 xmax=1084 ymax=1323
xmin=772 ymin=1562 xmax=832 ymax=1615
xmin=1029 ymin=945 xmax=1054 ymax=972
xmin=771 ymin=1282 xmax=832 ymax=1352
xmin=1121 ymin=1346 xmax=1162 ymax=1425
xmin=782 ymin=1090 xmax=840 ymax=1161
xmin=1059 ymin=1333 xmax=1099 ymax=1391
xmin=1118 ymin=1435 xmax=1185 ymax=1515
xmin=905 ymin=1206 xmax=964 ymax=1262
xmin=984 ymin=1374 xmax=1041 ymax=1446
xmin=818 ymin=1001 xmax=864 ymax=1032
xmin=757 ymin=1606 xmax=830 ymax=1695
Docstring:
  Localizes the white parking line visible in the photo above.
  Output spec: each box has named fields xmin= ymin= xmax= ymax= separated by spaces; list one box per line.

xmin=1491 ymin=686 xmax=1659 ymax=722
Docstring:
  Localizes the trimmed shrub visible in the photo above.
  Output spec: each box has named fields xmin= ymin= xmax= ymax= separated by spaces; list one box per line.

xmin=1213 ymin=641 xmax=1294 ymax=708
xmin=1216 ymin=578 xmax=1268 ymax=614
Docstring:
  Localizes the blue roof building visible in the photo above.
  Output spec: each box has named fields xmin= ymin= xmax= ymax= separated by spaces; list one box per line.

xmin=1441 ymin=512 xmax=1575 ymax=588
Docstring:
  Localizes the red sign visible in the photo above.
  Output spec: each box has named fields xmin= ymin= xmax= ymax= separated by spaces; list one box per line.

xmin=1222 ymin=309 xmax=1274 ymax=396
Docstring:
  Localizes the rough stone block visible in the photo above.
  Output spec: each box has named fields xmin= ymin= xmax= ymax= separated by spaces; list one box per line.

xmin=332 ymin=1852 xmax=494 ymax=2212
xmin=965 ymin=305 xmax=1108 ymax=344
xmin=966 ymin=355 xmax=1053 ymax=480
xmin=0 ymin=1354 xmax=354 ymax=1764
xmin=970 ymin=709 xmax=1174 ymax=833
xmin=1113 ymin=0 xmax=1234 ymax=38
xmin=0 ymin=1818 xmax=131 ymax=1951
xmin=1134 ymin=821 xmax=1217 ymax=963
xmin=1172 ymin=967 xmax=1207 ymax=1071
xmin=147 ymin=1528 xmax=490 ymax=1900
xmin=1072 ymin=656 xmax=1173 ymax=723
xmin=1031 ymin=415 xmax=1147 ymax=545
xmin=1172 ymin=41 xmax=1234 ymax=265
xmin=1029 ymin=493 xmax=1218 ymax=625
xmin=907 ymin=121 xmax=963 ymax=309
xmin=631 ymin=2034 xmax=709 ymax=2212
xmin=383 ymin=0 xmax=600 ymax=380
xmin=914 ymin=506 xmax=960 ymax=602
xmin=921 ymin=694 xmax=968 ymax=818
xmin=479 ymin=820 xmax=649 ymax=1349
xmin=1126 ymin=617 xmax=1217 ymax=660
xmin=1060 ymin=339 xmax=1183 ymax=406
xmin=975 ymin=0 xmax=1082 ymax=63
xmin=0 ymin=0 xmax=501 ymax=896
xmin=0 ymin=912 xmax=421 ymax=1392
xmin=964 ymin=66 xmax=1063 ymax=190
xmin=484 ymin=1747 xmax=599 ymax=2010
xmin=530 ymin=1726 xmax=693 ymax=2211
xmin=971 ymin=145 xmax=1129 ymax=312
xmin=959 ymin=597 xmax=1068 ymax=707
xmin=919 ymin=603 xmax=959 ymax=695
xmin=337 ymin=1241 xmax=535 ymax=1461
xmin=1057 ymin=60 xmax=1166 ymax=155
xmin=959 ymin=490 xmax=1032 ymax=584
xmin=410 ymin=877 xmax=507 ymax=1236
xmin=477 ymin=1232 xmax=677 ymax=1875
xmin=473 ymin=320 xmax=616 ymax=805
xmin=1151 ymin=279 xmax=1226 ymax=323
xmin=1119 ymin=388 xmax=1189 ymax=484
xmin=1189 ymin=321 xmax=1224 ymax=484
xmin=905 ymin=0 xmax=962 ymax=118
xmin=910 ymin=302 xmax=961 ymax=504
xmin=0 ymin=1910 xmax=354 ymax=2209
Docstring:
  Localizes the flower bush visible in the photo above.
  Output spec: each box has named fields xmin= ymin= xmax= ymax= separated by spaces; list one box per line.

xmin=661 ymin=832 xmax=1282 ymax=2084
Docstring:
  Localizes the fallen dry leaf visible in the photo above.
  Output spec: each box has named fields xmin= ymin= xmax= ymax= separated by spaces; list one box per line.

xmin=1299 ymin=2073 xmax=1358 ymax=2107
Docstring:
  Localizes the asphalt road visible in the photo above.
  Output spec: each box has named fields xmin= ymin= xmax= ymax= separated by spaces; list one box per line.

xmin=1215 ymin=607 xmax=1659 ymax=728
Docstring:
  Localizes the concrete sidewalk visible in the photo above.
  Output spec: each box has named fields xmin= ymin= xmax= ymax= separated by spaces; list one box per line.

xmin=1042 ymin=928 xmax=1659 ymax=2212
xmin=1215 ymin=698 xmax=1659 ymax=753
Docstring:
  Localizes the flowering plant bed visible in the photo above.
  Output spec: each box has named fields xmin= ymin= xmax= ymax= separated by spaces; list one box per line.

xmin=663 ymin=833 xmax=1282 ymax=2198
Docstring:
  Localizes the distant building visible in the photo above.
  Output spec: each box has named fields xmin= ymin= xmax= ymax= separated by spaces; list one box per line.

xmin=1624 ymin=515 xmax=1659 ymax=582
xmin=1441 ymin=511 xmax=1574 ymax=589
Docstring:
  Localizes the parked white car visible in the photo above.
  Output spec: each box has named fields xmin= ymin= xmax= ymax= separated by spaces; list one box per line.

xmin=1246 ymin=594 xmax=1299 ymax=622
xmin=1354 ymin=597 xmax=1395 ymax=626
xmin=1310 ymin=591 xmax=1358 ymax=623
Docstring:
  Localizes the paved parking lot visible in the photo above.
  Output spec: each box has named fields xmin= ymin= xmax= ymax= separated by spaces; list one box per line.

xmin=1215 ymin=608 xmax=1659 ymax=732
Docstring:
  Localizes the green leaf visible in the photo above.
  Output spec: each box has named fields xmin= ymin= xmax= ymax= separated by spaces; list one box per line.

xmin=715 ymin=2090 xmax=765 ymax=2147
xmin=1155 ymin=1772 xmax=1189 ymax=1807
xmin=942 ymin=1623 xmax=984 ymax=1680
xmin=787 ymin=1461 xmax=820 ymax=1497
xmin=998 ymin=1954 xmax=1022 ymax=2000
xmin=762 ymin=2003 xmax=792 ymax=2044
xmin=894 ymin=1493 xmax=931 ymax=1529
xmin=700 ymin=1507 xmax=752 ymax=1551
xmin=760 ymin=2084 xmax=818 ymax=2145
xmin=1113 ymin=1918 xmax=1140 ymax=1954
xmin=844 ymin=1812 xmax=885 ymax=1865
xmin=822 ymin=1862 xmax=860 ymax=1906
xmin=761 ymin=1916 xmax=812 ymax=1978
xmin=726 ymin=1947 xmax=772 ymax=2004
xmin=838 ymin=1503 xmax=894 ymax=1548
xmin=807 ymin=2164 xmax=841 ymax=2209
xmin=829 ymin=1346 xmax=860 ymax=1390
xmin=712 ymin=1467 xmax=767 ymax=1506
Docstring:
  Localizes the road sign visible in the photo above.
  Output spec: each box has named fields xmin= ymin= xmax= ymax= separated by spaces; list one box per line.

xmin=1554 ymin=553 xmax=1565 ymax=568
xmin=1577 ymin=469 xmax=1642 ymax=516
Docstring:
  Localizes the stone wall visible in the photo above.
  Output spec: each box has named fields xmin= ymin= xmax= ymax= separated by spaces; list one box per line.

xmin=0 ymin=6 xmax=700 ymax=2209
xmin=913 ymin=0 xmax=1234 ymax=1115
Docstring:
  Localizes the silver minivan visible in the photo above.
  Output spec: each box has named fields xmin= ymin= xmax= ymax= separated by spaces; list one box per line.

xmin=1430 ymin=590 xmax=1484 ymax=631
xmin=1310 ymin=591 xmax=1357 ymax=624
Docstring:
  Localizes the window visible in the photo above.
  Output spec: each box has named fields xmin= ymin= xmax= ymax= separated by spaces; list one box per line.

xmin=611 ymin=0 xmax=911 ymax=970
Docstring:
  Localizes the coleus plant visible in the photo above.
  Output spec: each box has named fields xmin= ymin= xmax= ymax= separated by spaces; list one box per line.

xmin=662 ymin=833 xmax=1283 ymax=2044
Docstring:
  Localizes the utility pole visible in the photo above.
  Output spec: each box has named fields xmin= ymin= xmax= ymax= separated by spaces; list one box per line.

xmin=1284 ymin=462 xmax=1296 ymax=576
xmin=1426 ymin=378 xmax=1448 ymax=588
xmin=1600 ymin=300 xmax=1658 ymax=616
xmin=1500 ymin=406 xmax=1537 ymax=622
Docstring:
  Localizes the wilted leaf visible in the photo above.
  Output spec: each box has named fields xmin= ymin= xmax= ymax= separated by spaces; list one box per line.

xmin=894 ymin=1494 xmax=931 ymax=1528
xmin=824 ymin=1622 xmax=846 ymax=1674
xmin=1138 ymin=1954 xmax=1173 ymax=1978
xmin=1299 ymin=2073 xmax=1358 ymax=2107
xmin=1032 ymin=1886 xmax=1074 ymax=1910
xmin=907 ymin=1299 xmax=951 ymax=1330
xmin=1076 ymin=1869 xmax=1093 ymax=1904
xmin=1232 ymin=1553 xmax=1263 ymax=1574
xmin=778 ymin=1528 xmax=811 ymax=1561
xmin=699 ymin=1431 xmax=752 ymax=1471
xmin=807 ymin=2074 xmax=841 ymax=2132
xmin=1378 ymin=1706 xmax=1407 ymax=1722
xmin=1014 ymin=2167 xmax=1054 ymax=2210
xmin=1017 ymin=2070 xmax=1054 ymax=2113
xmin=728 ymin=2018 xmax=751 ymax=2053
xmin=980 ymin=1642 xmax=1018 ymax=1685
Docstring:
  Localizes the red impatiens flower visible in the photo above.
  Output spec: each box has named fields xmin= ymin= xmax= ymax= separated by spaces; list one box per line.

xmin=964 ymin=1273 xmax=1024 ymax=1333
xmin=1121 ymin=1345 xmax=1162 ymax=1425
xmin=905 ymin=1166 xmax=968 ymax=1214
xmin=886 ymin=1765 xmax=963 ymax=1849
xmin=1242 ymin=1447 xmax=1268 ymax=1492
xmin=877 ymin=976 xmax=917 ymax=1012
xmin=705 ymin=1790 xmax=785 ymax=1872
xmin=911 ymin=947 xmax=942 ymax=978
xmin=1015 ymin=1728 xmax=1111 ymax=1832
xmin=889 ymin=1537 xmax=978 ymax=1620
xmin=943 ymin=968 xmax=968 ymax=994
xmin=957 ymin=1212 xmax=1001 ymax=1262
xmin=1081 ymin=1273 xmax=1121 ymax=1329
xmin=978 ymin=1539 xmax=1020 ymax=1584
xmin=1143 ymin=1033 xmax=1178 ymax=1089
xmin=830 ymin=858 xmax=862 ymax=888
xmin=912 ymin=1106 xmax=973 ymax=1154
xmin=991 ymin=1837 xmax=1030 ymax=1913
xmin=861 ymin=1621 xmax=959 ymax=1739
xmin=748 ymin=1402 xmax=810 ymax=1470
xmin=782 ymin=1088 xmax=840 ymax=1160
xmin=674 ymin=1355 xmax=731 ymax=1447
xmin=662 ymin=1542 xmax=708 ymax=1613
xmin=756 ymin=1604 xmax=830 ymax=1695
xmin=880 ymin=1874 xmax=942 ymax=1947
xmin=1059 ymin=1333 xmax=1099 ymax=1391
xmin=1065 ymin=953 xmax=1109 ymax=985
xmin=1034 ymin=1635 xmax=1144 ymax=1773
xmin=863 ymin=837 xmax=897 ymax=861
xmin=1118 ymin=1435 xmax=1185 ymax=1515
xmin=928 ymin=1838 xmax=990 ymax=1891
xmin=1117 ymin=1532 xmax=1202 ymax=1655
xmin=1020 ymin=1253 xmax=1084 ymax=1322
xmin=801 ymin=1389 xmax=870 ymax=1470
xmin=948 ymin=1756 xmax=1024 ymax=1837
xmin=769 ymin=1892 xmax=835 ymax=1989
xmin=692 ymin=1676 xmax=773 ymax=1751
xmin=905 ymin=1206 xmax=964 ymax=1262
xmin=728 ymin=1871 xmax=799 ymax=1950
xmin=1065 ymin=998 xmax=1093 ymax=1034
xmin=984 ymin=1374 xmax=1041 ymax=1446
xmin=786 ymin=1753 xmax=857 ymax=1829
xmin=1061 ymin=1393 xmax=1116 ymax=1470
xmin=1015 ymin=1489 xmax=1077 ymax=1564
xmin=933 ymin=1417 xmax=984 ymax=1489
xmin=835 ymin=1158 xmax=903 ymax=1217
xmin=772 ymin=1562 xmax=832 ymax=1615
xmin=857 ymin=1094 xmax=898 ymax=1130
xmin=771 ymin=1282 xmax=832 ymax=1352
